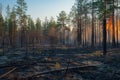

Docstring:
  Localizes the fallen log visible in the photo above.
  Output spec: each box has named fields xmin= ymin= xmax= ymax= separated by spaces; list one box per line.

xmin=21 ymin=65 xmax=99 ymax=78
xmin=0 ymin=59 xmax=58 ymax=69
xmin=0 ymin=67 xmax=17 ymax=79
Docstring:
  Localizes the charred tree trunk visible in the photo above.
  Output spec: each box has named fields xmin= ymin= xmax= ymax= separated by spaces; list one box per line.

xmin=77 ymin=17 xmax=82 ymax=46
xmin=12 ymin=20 xmax=16 ymax=48
xmin=21 ymin=29 xmax=23 ymax=47
xmin=84 ymin=12 xmax=87 ymax=47
xmin=107 ymin=29 xmax=111 ymax=45
xmin=116 ymin=0 xmax=119 ymax=47
xmin=91 ymin=0 xmax=94 ymax=47
xmin=103 ymin=0 xmax=107 ymax=56
xmin=112 ymin=0 xmax=116 ymax=47
xmin=94 ymin=19 xmax=97 ymax=46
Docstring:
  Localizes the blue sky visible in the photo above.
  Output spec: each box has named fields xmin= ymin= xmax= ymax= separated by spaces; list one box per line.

xmin=0 ymin=0 xmax=75 ymax=21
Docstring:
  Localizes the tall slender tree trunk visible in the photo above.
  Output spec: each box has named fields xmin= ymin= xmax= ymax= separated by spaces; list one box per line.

xmin=2 ymin=31 xmax=5 ymax=55
xmin=0 ymin=18 xmax=2 ymax=47
xmin=32 ymin=31 xmax=35 ymax=54
xmin=116 ymin=0 xmax=119 ymax=47
xmin=91 ymin=0 xmax=94 ymax=47
xmin=107 ymin=29 xmax=111 ymax=45
xmin=25 ymin=29 xmax=29 ymax=57
xmin=84 ymin=12 xmax=87 ymax=47
xmin=0 ymin=7 xmax=5 ymax=55
xmin=77 ymin=17 xmax=82 ymax=46
xmin=21 ymin=29 xmax=23 ymax=47
xmin=83 ymin=20 xmax=85 ymax=47
xmin=0 ymin=5 xmax=2 ymax=48
xmin=98 ymin=21 xmax=101 ymax=46
xmin=103 ymin=0 xmax=107 ymax=56
xmin=112 ymin=0 xmax=116 ymax=47
xmin=94 ymin=19 xmax=97 ymax=45
xmin=85 ymin=20 xmax=87 ymax=46
xmin=77 ymin=1 xmax=82 ymax=47
xmin=96 ymin=20 xmax=99 ymax=46
xmin=12 ymin=20 xmax=16 ymax=48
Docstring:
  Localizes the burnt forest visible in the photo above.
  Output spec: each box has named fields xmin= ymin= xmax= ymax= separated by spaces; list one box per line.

xmin=0 ymin=0 xmax=120 ymax=80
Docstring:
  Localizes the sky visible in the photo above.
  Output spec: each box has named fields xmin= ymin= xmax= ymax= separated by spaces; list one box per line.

xmin=0 ymin=0 xmax=75 ymax=21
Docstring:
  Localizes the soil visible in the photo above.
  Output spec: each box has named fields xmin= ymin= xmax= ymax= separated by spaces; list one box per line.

xmin=0 ymin=47 xmax=120 ymax=80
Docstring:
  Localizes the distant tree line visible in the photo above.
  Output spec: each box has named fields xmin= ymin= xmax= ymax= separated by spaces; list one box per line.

xmin=0 ymin=0 xmax=120 ymax=56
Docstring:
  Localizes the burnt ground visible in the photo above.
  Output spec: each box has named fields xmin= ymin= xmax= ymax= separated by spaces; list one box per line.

xmin=0 ymin=47 xmax=120 ymax=80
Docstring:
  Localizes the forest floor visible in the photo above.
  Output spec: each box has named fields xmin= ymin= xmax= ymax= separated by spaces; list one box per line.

xmin=0 ymin=47 xmax=120 ymax=80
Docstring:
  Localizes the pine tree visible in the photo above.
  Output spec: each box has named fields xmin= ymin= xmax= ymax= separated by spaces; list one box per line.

xmin=57 ymin=11 xmax=67 ymax=45
xmin=36 ymin=18 xmax=42 ymax=44
xmin=91 ymin=0 xmax=95 ymax=47
xmin=76 ymin=0 xmax=83 ymax=46
xmin=9 ymin=7 xmax=17 ymax=48
xmin=16 ymin=0 xmax=27 ymax=47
